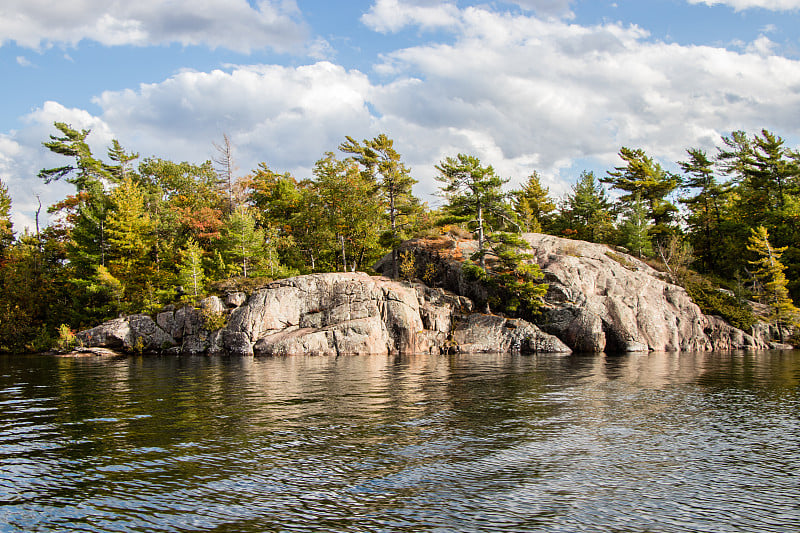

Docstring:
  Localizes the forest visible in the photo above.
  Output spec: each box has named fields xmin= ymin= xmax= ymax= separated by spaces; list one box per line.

xmin=0 ymin=123 xmax=797 ymax=351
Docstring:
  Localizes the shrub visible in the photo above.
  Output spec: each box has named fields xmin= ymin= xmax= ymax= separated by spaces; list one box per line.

xmin=54 ymin=324 xmax=78 ymax=352
xmin=685 ymin=278 xmax=757 ymax=331
xmin=201 ymin=307 xmax=228 ymax=331
xmin=399 ymin=250 xmax=416 ymax=281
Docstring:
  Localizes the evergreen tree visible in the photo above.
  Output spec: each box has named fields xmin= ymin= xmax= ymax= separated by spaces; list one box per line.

xmin=620 ymin=194 xmax=653 ymax=258
xmin=747 ymin=226 xmax=799 ymax=340
xmin=105 ymin=176 xmax=156 ymax=304
xmin=220 ymin=205 xmax=264 ymax=278
xmin=339 ymin=134 xmax=420 ymax=278
xmin=603 ymin=147 xmax=681 ymax=244
xmin=435 ymin=153 xmax=512 ymax=268
xmin=679 ymin=148 xmax=730 ymax=272
xmin=558 ymin=171 xmax=613 ymax=243
xmin=512 ymin=171 xmax=556 ymax=233
xmin=0 ymin=179 xmax=14 ymax=256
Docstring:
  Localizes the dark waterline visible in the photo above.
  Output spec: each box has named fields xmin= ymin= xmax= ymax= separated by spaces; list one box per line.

xmin=1 ymin=351 xmax=799 ymax=532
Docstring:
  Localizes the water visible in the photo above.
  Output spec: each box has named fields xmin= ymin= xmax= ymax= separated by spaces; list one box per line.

xmin=1 ymin=351 xmax=798 ymax=532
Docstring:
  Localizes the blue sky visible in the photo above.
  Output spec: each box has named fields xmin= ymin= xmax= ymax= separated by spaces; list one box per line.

xmin=2 ymin=0 xmax=800 ymax=229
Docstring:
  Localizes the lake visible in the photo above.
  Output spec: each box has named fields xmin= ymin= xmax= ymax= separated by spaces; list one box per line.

xmin=1 ymin=350 xmax=798 ymax=532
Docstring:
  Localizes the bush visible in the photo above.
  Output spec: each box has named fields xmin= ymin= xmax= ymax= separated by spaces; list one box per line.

xmin=201 ymin=307 xmax=228 ymax=331
xmin=685 ymin=278 xmax=757 ymax=331
xmin=54 ymin=324 xmax=78 ymax=352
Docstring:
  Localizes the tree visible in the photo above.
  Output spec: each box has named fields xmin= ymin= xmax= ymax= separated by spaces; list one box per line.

xmin=679 ymin=148 xmax=730 ymax=272
xmin=512 ymin=171 xmax=556 ymax=233
xmin=747 ymin=226 xmax=799 ymax=340
xmin=220 ymin=205 xmax=264 ymax=278
xmin=0 ymin=179 xmax=14 ymax=256
xmin=178 ymin=239 xmax=205 ymax=299
xmin=39 ymin=123 xmax=116 ymax=293
xmin=436 ymin=154 xmax=512 ymax=268
xmin=106 ymin=139 xmax=139 ymax=182
xmin=339 ymin=134 xmax=419 ymax=278
xmin=312 ymin=153 xmax=383 ymax=272
xmin=213 ymin=133 xmax=237 ymax=213
xmin=558 ymin=171 xmax=613 ymax=243
xmin=105 ymin=176 xmax=156 ymax=305
xmin=38 ymin=122 xmax=114 ymax=189
xmin=619 ymin=194 xmax=653 ymax=258
xmin=603 ymin=147 xmax=681 ymax=244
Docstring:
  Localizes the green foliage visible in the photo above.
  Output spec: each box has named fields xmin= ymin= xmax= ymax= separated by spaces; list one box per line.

xmin=7 ymin=121 xmax=800 ymax=352
xmin=684 ymin=278 xmax=757 ymax=331
xmin=462 ymin=232 xmax=548 ymax=318
xmin=399 ymin=250 xmax=416 ymax=281
xmin=436 ymin=153 xmax=512 ymax=267
xmin=178 ymin=239 xmax=205 ymax=298
xmin=55 ymin=324 xmax=78 ymax=352
xmin=556 ymin=171 xmax=614 ymax=243
xmin=340 ymin=134 xmax=421 ymax=278
xmin=747 ymin=226 xmax=799 ymax=334
xmin=603 ymin=147 xmax=681 ymax=244
xmin=220 ymin=206 xmax=264 ymax=278
xmin=619 ymin=194 xmax=653 ymax=258
xmin=512 ymin=171 xmax=556 ymax=233
xmin=201 ymin=307 xmax=228 ymax=331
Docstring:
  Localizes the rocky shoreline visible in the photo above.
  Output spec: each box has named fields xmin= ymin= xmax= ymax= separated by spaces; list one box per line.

xmin=75 ymin=233 xmax=783 ymax=356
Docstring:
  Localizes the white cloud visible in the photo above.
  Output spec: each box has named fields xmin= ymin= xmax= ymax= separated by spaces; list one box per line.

xmin=0 ymin=0 xmax=308 ymax=53
xmin=687 ymin=0 xmax=800 ymax=11
xmin=3 ymin=6 xmax=800 ymax=228
xmin=746 ymin=34 xmax=778 ymax=55
xmin=92 ymin=62 xmax=374 ymax=174
xmin=361 ymin=0 xmax=462 ymax=33
xmin=15 ymin=56 xmax=34 ymax=67
xmin=369 ymin=7 xmax=800 ymax=193
xmin=512 ymin=0 xmax=574 ymax=17
xmin=362 ymin=0 xmax=575 ymax=32
xmin=0 ymin=102 xmax=115 ymax=230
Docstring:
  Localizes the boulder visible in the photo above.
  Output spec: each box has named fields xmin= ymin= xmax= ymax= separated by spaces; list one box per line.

xmin=77 ymin=315 xmax=176 ymax=352
xmin=77 ymin=272 xmax=576 ymax=355
xmin=451 ymin=314 xmax=571 ymax=354
xmin=378 ymin=233 xmax=769 ymax=353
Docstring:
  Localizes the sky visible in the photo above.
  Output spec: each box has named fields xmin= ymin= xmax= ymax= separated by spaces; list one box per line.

xmin=2 ymin=0 xmax=800 ymax=230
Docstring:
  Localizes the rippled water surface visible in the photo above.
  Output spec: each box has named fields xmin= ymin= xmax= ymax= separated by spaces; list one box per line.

xmin=1 ymin=351 xmax=799 ymax=532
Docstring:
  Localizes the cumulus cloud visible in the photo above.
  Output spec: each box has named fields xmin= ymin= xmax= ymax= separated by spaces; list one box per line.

xmin=92 ymin=62 xmax=374 ymax=173
xmin=0 ymin=102 xmax=115 ymax=230
xmin=687 ymin=0 xmax=800 ymax=10
xmin=361 ymin=0 xmax=462 ymax=33
xmin=370 ymin=7 xmax=800 ymax=193
xmin=511 ymin=0 xmax=574 ymax=17
xmin=3 ymin=5 xmax=800 ymax=227
xmin=362 ymin=0 xmax=574 ymax=32
xmin=0 ymin=0 xmax=308 ymax=52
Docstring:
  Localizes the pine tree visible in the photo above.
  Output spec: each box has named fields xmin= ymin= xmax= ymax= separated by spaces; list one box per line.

xmin=559 ymin=171 xmax=613 ymax=243
xmin=339 ymin=134 xmax=419 ymax=278
xmin=220 ymin=205 xmax=264 ymax=278
xmin=512 ymin=171 xmax=556 ymax=233
xmin=747 ymin=226 xmax=799 ymax=340
xmin=679 ymin=148 xmax=730 ymax=272
xmin=435 ymin=153 xmax=512 ymax=268
xmin=620 ymin=194 xmax=653 ymax=258
xmin=603 ymin=147 xmax=681 ymax=244
xmin=0 ymin=179 xmax=14 ymax=256
xmin=105 ymin=176 xmax=156 ymax=305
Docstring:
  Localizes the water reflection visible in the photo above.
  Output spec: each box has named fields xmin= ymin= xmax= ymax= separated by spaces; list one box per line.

xmin=0 ymin=351 xmax=798 ymax=532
